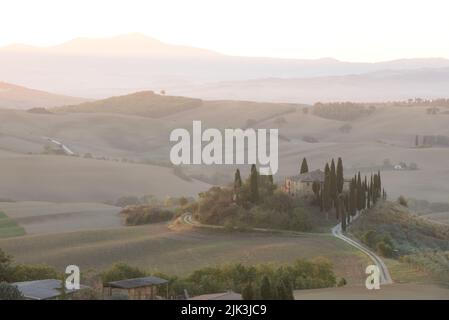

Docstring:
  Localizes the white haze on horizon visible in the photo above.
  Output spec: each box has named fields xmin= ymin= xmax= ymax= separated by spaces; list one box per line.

xmin=1 ymin=0 xmax=449 ymax=62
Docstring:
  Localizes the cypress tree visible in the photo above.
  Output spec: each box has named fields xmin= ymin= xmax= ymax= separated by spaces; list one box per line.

xmin=260 ymin=276 xmax=272 ymax=300
xmin=335 ymin=191 xmax=340 ymax=220
xmin=267 ymin=174 xmax=275 ymax=196
xmin=234 ymin=169 xmax=242 ymax=202
xmin=283 ymin=280 xmax=294 ymax=300
xmin=357 ymin=172 xmax=362 ymax=211
xmin=341 ymin=206 xmax=347 ymax=231
xmin=378 ymin=171 xmax=382 ymax=197
xmin=319 ymin=189 xmax=324 ymax=212
xmin=336 ymin=157 xmax=344 ymax=193
xmin=323 ymin=163 xmax=331 ymax=215
xmin=330 ymin=159 xmax=337 ymax=208
xmin=349 ymin=178 xmax=356 ymax=217
xmin=234 ymin=169 xmax=242 ymax=188
xmin=300 ymin=158 xmax=309 ymax=174
xmin=367 ymin=184 xmax=371 ymax=209
xmin=242 ymin=283 xmax=254 ymax=300
xmin=250 ymin=164 xmax=259 ymax=203
xmin=276 ymin=282 xmax=287 ymax=300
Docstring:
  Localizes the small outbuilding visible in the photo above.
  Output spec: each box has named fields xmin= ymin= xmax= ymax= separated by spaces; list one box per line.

xmin=13 ymin=279 xmax=85 ymax=300
xmin=103 ymin=276 xmax=169 ymax=300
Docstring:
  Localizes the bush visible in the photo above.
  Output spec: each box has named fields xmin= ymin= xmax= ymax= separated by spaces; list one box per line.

xmin=0 ymin=249 xmax=13 ymax=282
xmin=302 ymin=135 xmax=319 ymax=143
xmin=291 ymin=208 xmax=313 ymax=232
xmin=9 ymin=264 xmax=58 ymax=282
xmin=115 ymin=196 xmax=141 ymax=208
xmin=122 ymin=206 xmax=174 ymax=226
xmin=313 ymin=102 xmax=375 ymax=121
xmin=0 ymin=282 xmax=24 ymax=300
xmin=241 ymin=283 xmax=255 ymax=300
xmin=101 ymin=263 xmax=146 ymax=283
xmin=337 ymin=278 xmax=347 ymax=287
xmin=376 ymin=241 xmax=394 ymax=258
xmin=398 ymin=196 xmax=408 ymax=207
xmin=361 ymin=230 xmax=377 ymax=248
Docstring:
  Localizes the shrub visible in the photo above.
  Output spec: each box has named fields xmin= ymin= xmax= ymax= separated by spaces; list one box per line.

xmin=361 ymin=230 xmax=377 ymax=248
xmin=376 ymin=241 xmax=394 ymax=257
xmin=115 ymin=196 xmax=141 ymax=208
xmin=398 ymin=196 xmax=408 ymax=207
xmin=242 ymin=283 xmax=255 ymax=300
xmin=122 ymin=206 xmax=174 ymax=226
xmin=0 ymin=282 xmax=24 ymax=300
xmin=0 ymin=249 xmax=13 ymax=282
xmin=302 ymin=135 xmax=319 ymax=143
xmin=337 ymin=278 xmax=347 ymax=287
xmin=101 ymin=262 xmax=146 ymax=283
xmin=291 ymin=208 xmax=313 ymax=232
xmin=10 ymin=264 xmax=59 ymax=282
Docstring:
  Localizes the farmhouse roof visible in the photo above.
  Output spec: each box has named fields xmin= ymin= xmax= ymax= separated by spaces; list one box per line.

xmin=105 ymin=276 xmax=168 ymax=289
xmin=289 ymin=169 xmax=325 ymax=182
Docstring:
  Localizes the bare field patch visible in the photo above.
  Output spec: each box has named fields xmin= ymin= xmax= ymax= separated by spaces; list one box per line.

xmin=0 ymin=201 xmax=122 ymax=235
xmin=0 ymin=155 xmax=209 ymax=202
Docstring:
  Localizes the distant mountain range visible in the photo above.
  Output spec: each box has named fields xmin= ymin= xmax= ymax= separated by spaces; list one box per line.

xmin=2 ymin=33 xmax=449 ymax=102
xmin=0 ymin=81 xmax=87 ymax=109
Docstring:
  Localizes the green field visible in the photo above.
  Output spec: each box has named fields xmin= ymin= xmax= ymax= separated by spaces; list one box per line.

xmin=0 ymin=211 xmax=25 ymax=238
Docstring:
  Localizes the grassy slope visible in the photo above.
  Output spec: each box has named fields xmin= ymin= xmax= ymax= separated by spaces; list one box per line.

xmin=0 ymin=201 xmax=122 ymax=235
xmin=350 ymin=201 xmax=449 ymax=285
xmin=0 ymin=223 xmax=370 ymax=284
xmin=53 ymin=91 xmax=203 ymax=118
xmin=0 ymin=211 xmax=25 ymax=238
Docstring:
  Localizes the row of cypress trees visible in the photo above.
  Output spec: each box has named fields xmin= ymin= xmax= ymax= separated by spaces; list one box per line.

xmin=301 ymin=157 xmax=386 ymax=231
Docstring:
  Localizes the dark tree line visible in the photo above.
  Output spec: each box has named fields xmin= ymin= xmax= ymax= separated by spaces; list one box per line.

xmin=233 ymin=164 xmax=275 ymax=205
xmin=310 ymin=157 xmax=387 ymax=231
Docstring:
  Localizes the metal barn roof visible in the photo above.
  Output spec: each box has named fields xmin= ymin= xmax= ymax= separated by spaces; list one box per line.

xmin=12 ymin=279 xmax=83 ymax=300
xmin=105 ymin=276 xmax=168 ymax=289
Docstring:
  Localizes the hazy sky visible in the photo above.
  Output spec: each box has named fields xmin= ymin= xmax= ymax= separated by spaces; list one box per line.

xmin=1 ymin=0 xmax=448 ymax=62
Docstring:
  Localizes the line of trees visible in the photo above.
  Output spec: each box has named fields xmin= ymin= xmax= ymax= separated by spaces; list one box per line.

xmin=306 ymin=157 xmax=387 ymax=231
xmin=233 ymin=157 xmax=387 ymax=233
xmin=233 ymin=164 xmax=275 ymax=205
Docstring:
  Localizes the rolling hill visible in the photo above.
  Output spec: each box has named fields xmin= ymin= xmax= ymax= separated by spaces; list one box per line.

xmin=0 ymin=81 xmax=88 ymax=109
xmin=53 ymin=90 xmax=203 ymax=118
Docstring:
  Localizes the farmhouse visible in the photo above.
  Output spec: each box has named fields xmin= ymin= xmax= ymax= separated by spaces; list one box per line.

xmin=282 ymin=169 xmax=350 ymax=197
